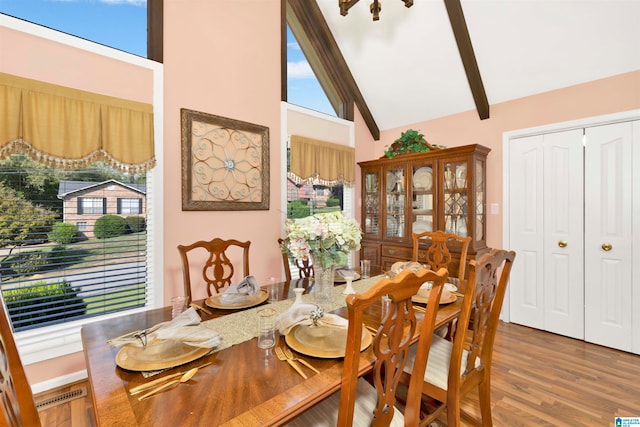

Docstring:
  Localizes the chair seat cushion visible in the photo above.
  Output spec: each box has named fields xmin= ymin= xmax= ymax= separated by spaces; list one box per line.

xmin=285 ymin=377 xmax=404 ymax=426
xmin=404 ymin=334 xmax=478 ymax=390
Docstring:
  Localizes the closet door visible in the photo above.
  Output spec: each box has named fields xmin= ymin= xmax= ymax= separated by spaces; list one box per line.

xmin=509 ymin=135 xmax=544 ymax=329
xmin=584 ymin=122 xmax=633 ymax=351
xmin=542 ymin=130 xmax=584 ymax=339
xmin=509 ymin=130 xmax=584 ymax=339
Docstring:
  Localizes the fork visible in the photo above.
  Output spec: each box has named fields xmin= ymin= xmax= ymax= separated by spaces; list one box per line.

xmin=282 ymin=347 xmax=319 ymax=374
xmin=275 ymin=346 xmax=307 ymax=379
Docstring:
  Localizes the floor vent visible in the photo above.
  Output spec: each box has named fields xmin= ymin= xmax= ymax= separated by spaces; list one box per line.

xmin=36 ymin=387 xmax=87 ymax=411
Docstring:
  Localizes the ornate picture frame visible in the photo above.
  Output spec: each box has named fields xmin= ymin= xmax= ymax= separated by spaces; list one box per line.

xmin=181 ymin=108 xmax=269 ymax=211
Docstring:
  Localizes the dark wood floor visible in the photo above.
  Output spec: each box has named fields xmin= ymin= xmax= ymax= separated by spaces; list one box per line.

xmin=35 ymin=321 xmax=640 ymax=426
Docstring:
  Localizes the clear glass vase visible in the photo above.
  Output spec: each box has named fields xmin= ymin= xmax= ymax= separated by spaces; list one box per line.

xmin=312 ymin=253 xmax=335 ymax=304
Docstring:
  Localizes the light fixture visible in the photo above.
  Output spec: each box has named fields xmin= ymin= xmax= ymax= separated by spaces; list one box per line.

xmin=339 ymin=0 xmax=414 ymax=21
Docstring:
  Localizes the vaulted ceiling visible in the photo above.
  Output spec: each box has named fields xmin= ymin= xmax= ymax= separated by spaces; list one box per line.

xmin=294 ymin=0 xmax=640 ymax=137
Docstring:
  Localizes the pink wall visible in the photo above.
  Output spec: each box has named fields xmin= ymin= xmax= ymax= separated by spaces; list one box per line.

xmin=161 ymin=0 xmax=284 ymax=300
xmin=0 ymin=27 xmax=152 ymax=102
xmin=358 ymin=70 xmax=640 ymax=249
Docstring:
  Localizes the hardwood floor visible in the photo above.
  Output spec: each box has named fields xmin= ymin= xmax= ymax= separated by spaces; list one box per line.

xmin=35 ymin=322 xmax=640 ymax=426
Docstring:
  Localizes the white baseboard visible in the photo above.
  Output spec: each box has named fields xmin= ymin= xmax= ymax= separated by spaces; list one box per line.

xmin=31 ymin=370 xmax=88 ymax=395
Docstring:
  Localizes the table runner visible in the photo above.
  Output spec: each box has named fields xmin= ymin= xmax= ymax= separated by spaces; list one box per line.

xmin=199 ymin=275 xmax=383 ymax=352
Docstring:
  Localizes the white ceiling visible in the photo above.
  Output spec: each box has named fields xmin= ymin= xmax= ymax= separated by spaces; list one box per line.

xmin=317 ymin=0 xmax=640 ymax=131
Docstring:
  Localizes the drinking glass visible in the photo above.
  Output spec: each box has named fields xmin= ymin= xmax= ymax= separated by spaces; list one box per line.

xmin=257 ymin=308 xmax=276 ymax=349
xmin=170 ymin=296 xmax=187 ymax=318
xmin=266 ymin=277 xmax=279 ymax=303
xmin=360 ymin=260 xmax=371 ymax=278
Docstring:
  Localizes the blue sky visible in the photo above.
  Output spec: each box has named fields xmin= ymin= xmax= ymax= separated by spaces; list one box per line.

xmin=0 ymin=0 xmax=334 ymax=116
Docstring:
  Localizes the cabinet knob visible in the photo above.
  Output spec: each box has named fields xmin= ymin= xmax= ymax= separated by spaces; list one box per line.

xmin=388 ymin=249 xmax=396 ymax=255
xmin=601 ymin=243 xmax=612 ymax=251
xmin=558 ymin=240 xmax=567 ymax=248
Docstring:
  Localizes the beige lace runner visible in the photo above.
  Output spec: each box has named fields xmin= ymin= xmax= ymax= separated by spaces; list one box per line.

xmin=199 ymin=275 xmax=382 ymax=352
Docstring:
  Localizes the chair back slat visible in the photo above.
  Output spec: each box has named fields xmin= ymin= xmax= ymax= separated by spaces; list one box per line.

xmin=451 ymin=248 xmax=516 ymax=390
xmin=412 ymin=230 xmax=471 ymax=291
xmin=338 ymin=267 xmax=449 ymax=426
xmin=278 ymin=238 xmax=314 ymax=282
xmin=178 ymin=238 xmax=251 ymax=301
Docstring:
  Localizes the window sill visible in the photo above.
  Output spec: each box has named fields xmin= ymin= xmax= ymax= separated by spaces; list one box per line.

xmin=16 ymin=307 xmax=151 ymax=365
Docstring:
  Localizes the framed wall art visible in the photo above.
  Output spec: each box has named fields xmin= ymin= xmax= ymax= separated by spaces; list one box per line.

xmin=181 ymin=108 xmax=269 ymax=211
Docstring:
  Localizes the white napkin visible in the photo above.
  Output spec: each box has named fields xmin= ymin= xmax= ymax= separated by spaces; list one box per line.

xmin=220 ymin=275 xmax=259 ymax=304
xmin=108 ymin=307 xmax=222 ymax=349
xmin=275 ymin=303 xmax=348 ymax=335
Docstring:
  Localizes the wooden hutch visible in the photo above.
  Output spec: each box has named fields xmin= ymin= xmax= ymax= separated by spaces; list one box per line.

xmin=358 ymin=144 xmax=490 ymax=272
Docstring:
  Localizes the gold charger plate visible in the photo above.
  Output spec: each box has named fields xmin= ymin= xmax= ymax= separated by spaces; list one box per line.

xmin=285 ymin=324 xmax=372 ymax=359
xmin=412 ymin=290 xmax=457 ymax=305
xmin=115 ymin=340 xmax=210 ymax=371
xmin=205 ymin=289 xmax=268 ymax=310
xmin=334 ymin=271 xmax=361 ymax=283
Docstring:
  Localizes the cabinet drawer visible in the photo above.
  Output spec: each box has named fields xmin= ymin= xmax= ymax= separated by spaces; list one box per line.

xmin=381 ymin=245 xmax=412 ymax=260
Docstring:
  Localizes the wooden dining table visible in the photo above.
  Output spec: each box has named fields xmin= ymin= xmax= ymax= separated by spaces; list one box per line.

xmin=81 ymin=276 xmax=462 ymax=426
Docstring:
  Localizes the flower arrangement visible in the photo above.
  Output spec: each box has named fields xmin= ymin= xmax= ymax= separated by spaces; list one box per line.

xmin=282 ymin=211 xmax=362 ymax=269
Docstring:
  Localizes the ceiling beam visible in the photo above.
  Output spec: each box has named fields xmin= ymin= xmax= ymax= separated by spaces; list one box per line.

xmin=444 ymin=0 xmax=490 ymax=120
xmin=287 ymin=0 xmax=380 ymax=140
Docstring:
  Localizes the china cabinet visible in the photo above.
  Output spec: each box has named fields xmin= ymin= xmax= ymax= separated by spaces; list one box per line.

xmin=358 ymin=144 xmax=490 ymax=271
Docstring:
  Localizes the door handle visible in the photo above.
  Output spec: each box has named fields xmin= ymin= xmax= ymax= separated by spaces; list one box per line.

xmin=601 ymin=243 xmax=612 ymax=251
xmin=558 ymin=240 xmax=567 ymax=248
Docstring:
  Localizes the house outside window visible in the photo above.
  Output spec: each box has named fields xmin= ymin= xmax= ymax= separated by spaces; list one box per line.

xmin=0 ymin=156 xmax=149 ymax=337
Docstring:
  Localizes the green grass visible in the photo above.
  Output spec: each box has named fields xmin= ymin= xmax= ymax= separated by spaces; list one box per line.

xmin=84 ymin=283 xmax=147 ymax=314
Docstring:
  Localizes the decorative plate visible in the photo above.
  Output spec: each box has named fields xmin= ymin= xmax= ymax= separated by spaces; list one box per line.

xmin=115 ymin=340 xmax=210 ymax=371
xmin=412 ymin=289 xmax=457 ymax=305
xmin=412 ymin=220 xmax=432 ymax=234
xmin=413 ymin=167 xmax=433 ymax=190
xmin=285 ymin=324 xmax=372 ymax=359
xmin=205 ymin=289 xmax=269 ymax=310
xmin=455 ymin=164 xmax=467 ymax=188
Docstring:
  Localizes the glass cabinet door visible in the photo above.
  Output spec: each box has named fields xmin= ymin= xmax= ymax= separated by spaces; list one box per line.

xmin=410 ymin=163 xmax=434 ymax=236
xmin=474 ymin=159 xmax=485 ymax=241
xmin=385 ymin=167 xmax=405 ymax=238
xmin=363 ymin=169 xmax=380 ymax=235
xmin=442 ymin=160 xmax=469 ymax=237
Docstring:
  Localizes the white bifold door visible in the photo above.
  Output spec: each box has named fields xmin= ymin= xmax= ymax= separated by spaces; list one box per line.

xmin=508 ymin=120 xmax=638 ymax=354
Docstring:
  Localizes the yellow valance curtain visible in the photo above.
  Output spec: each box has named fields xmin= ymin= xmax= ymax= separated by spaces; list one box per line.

xmin=0 ymin=73 xmax=155 ymax=173
xmin=289 ymin=135 xmax=355 ymax=186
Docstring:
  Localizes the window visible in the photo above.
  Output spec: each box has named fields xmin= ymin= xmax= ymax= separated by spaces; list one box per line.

xmin=0 ymin=156 xmax=149 ymax=334
xmin=78 ymin=197 xmax=105 ymax=215
xmin=286 ymin=26 xmax=335 ymax=117
xmin=118 ymin=198 xmax=142 ymax=215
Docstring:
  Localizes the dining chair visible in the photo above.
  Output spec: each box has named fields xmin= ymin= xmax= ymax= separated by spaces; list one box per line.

xmin=177 ymin=238 xmax=251 ymax=302
xmin=400 ymin=248 xmax=516 ymax=426
xmin=286 ymin=267 xmax=449 ymax=427
xmin=0 ymin=296 xmax=42 ymax=427
xmin=412 ymin=230 xmax=471 ymax=292
xmin=278 ymin=238 xmax=314 ymax=283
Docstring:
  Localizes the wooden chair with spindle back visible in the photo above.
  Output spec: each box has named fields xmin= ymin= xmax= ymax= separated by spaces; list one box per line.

xmin=177 ymin=238 xmax=251 ymax=303
xmin=412 ymin=230 xmax=471 ymax=292
xmin=278 ymin=238 xmax=314 ymax=283
xmin=286 ymin=267 xmax=449 ymax=426
xmin=0 ymin=295 xmax=41 ymax=427
xmin=400 ymin=248 xmax=516 ymax=426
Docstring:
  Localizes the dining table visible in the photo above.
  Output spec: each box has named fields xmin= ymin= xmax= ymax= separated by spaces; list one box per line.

xmin=81 ymin=273 xmax=462 ymax=426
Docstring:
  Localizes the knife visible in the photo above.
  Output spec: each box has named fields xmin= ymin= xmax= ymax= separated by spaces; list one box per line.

xmin=129 ymin=362 xmax=212 ymax=395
